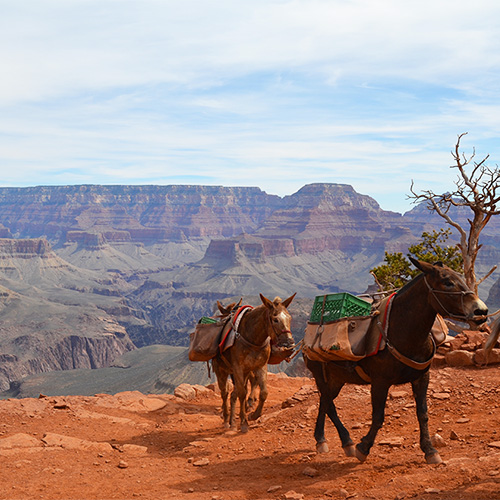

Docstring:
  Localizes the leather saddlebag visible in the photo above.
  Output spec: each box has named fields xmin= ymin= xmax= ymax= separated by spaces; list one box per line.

xmin=303 ymin=315 xmax=374 ymax=362
xmin=188 ymin=321 xmax=225 ymax=362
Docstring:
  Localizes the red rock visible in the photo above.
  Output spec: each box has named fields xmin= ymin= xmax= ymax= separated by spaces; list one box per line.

xmin=0 ymin=433 xmax=41 ymax=449
xmin=445 ymin=350 xmax=474 ymax=366
xmin=474 ymin=348 xmax=500 ymax=365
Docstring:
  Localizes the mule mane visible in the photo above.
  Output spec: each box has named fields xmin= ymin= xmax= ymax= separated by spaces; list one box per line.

xmin=396 ymin=272 xmax=424 ymax=297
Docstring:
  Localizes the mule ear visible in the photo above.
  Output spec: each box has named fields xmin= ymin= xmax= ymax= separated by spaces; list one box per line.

xmin=236 ymin=298 xmax=242 ymax=308
xmin=260 ymin=293 xmax=274 ymax=310
xmin=409 ymin=257 xmax=434 ymax=274
xmin=217 ymin=300 xmax=227 ymax=314
xmin=282 ymin=292 xmax=297 ymax=308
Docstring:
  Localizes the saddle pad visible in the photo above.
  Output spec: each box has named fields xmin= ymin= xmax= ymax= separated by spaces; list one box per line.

xmin=219 ymin=305 xmax=252 ymax=353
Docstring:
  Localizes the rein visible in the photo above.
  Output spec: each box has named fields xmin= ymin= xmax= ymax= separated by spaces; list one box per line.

xmin=378 ymin=293 xmax=436 ymax=370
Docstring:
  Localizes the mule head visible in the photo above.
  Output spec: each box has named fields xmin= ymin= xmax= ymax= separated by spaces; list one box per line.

xmin=216 ymin=298 xmax=242 ymax=317
xmin=259 ymin=293 xmax=296 ymax=348
xmin=410 ymin=257 xmax=488 ymax=327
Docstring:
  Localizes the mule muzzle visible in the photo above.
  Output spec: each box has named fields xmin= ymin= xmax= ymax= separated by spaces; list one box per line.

xmin=276 ymin=331 xmax=295 ymax=349
xmin=468 ymin=313 xmax=488 ymax=328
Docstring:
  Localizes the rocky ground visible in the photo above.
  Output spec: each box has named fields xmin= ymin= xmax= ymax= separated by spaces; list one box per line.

xmin=0 ymin=364 xmax=499 ymax=500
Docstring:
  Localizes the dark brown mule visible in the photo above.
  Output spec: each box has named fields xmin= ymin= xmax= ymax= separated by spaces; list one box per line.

xmin=305 ymin=259 xmax=488 ymax=464
xmin=212 ymin=293 xmax=296 ymax=432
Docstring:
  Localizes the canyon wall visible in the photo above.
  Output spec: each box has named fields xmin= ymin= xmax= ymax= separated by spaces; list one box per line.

xmin=0 ymin=183 xmax=498 ymax=390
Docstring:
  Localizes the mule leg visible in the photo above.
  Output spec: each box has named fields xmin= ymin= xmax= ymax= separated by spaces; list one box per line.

xmin=314 ymin=382 xmax=354 ymax=456
xmin=229 ymin=384 xmax=239 ymax=431
xmin=229 ymin=369 xmax=250 ymax=433
xmin=213 ymin=361 xmax=231 ymax=428
xmin=412 ymin=372 xmax=442 ymax=464
xmin=246 ymin=372 xmax=258 ymax=412
xmin=248 ymin=367 xmax=267 ymax=421
xmin=314 ymin=399 xmax=329 ymax=453
xmin=355 ymin=382 xmax=390 ymax=462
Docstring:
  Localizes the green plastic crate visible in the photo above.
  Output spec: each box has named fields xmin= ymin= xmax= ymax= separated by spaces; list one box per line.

xmin=309 ymin=292 xmax=371 ymax=323
xmin=199 ymin=316 xmax=218 ymax=324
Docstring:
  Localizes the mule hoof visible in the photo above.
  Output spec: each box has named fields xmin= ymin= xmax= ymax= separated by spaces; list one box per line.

xmin=354 ymin=448 xmax=368 ymax=463
xmin=240 ymin=424 xmax=249 ymax=434
xmin=248 ymin=411 xmax=261 ymax=421
xmin=316 ymin=442 xmax=329 ymax=454
xmin=426 ymin=452 xmax=442 ymax=465
xmin=343 ymin=445 xmax=356 ymax=457
xmin=223 ymin=422 xmax=230 ymax=429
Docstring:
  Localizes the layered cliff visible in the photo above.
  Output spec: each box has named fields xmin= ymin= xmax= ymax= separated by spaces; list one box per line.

xmin=0 ymin=237 xmax=143 ymax=390
xmin=0 ymin=185 xmax=281 ymax=244
xmin=0 ymin=182 xmax=497 ymax=358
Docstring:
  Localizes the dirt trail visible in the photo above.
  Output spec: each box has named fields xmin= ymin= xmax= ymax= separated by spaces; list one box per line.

xmin=0 ymin=366 xmax=499 ymax=500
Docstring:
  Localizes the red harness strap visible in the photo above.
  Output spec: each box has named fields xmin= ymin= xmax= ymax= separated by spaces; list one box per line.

xmin=219 ymin=305 xmax=253 ymax=350
xmin=366 ymin=292 xmax=397 ymax=357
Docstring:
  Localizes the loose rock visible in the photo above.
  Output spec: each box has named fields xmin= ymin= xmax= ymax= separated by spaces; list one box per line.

xmin=302 ymin=466 xmax=318 ymax=477
xmin=283 ymin=491 xmax=304 ymax=500
xmin=193 ymin=458 xmax=210 ymax=467
xmin=431 ymin=433 xmax=447 ymax=448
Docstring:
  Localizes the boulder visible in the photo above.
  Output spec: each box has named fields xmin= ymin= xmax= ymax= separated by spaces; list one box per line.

xmin=445 ymin=350 xmax=475 ymax=366
xmin=473 ymin=348 xmax=500 ymax=366
xmin=174 ymin=384 xmax=197 ymax=400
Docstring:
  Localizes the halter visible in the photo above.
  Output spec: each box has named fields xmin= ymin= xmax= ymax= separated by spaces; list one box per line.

xmin=423 ymin=275 xmax=476 ymax=322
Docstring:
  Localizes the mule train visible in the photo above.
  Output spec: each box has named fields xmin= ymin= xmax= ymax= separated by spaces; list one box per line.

xmin=189 ymin=258 xmax=491 ymax=465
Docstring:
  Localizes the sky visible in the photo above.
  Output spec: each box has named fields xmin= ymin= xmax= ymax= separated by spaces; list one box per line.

xmin=1 ymin=1 xmax=500 ymax=214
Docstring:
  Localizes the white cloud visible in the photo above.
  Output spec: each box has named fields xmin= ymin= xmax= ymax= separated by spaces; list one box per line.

xmin=1 ymin=0 xmax=500 ymax=213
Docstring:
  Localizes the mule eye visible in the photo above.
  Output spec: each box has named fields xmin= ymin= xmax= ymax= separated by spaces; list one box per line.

xmin=443 ymin=279 xmax=454 ymax=287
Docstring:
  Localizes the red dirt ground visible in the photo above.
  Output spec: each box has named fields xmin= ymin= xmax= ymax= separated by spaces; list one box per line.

xmin=0 ymin=365 xmax=499 ymax=500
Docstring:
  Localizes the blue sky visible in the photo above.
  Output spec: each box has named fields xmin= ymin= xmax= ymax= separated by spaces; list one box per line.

xmin=1 ymin=1 xmax=500 ymax=213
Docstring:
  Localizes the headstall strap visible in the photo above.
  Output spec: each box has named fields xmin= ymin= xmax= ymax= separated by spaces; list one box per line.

xmin=423 ymin=275 xmax=474 ymax=322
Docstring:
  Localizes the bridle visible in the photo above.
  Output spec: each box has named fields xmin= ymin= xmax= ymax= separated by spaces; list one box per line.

xmin=268 ymin=310 xmax=293 ymax=346
xmin=423 ymin=275 xmax=477 ymax=322
xmin=232 ymin=306 xmax=292 ymax=350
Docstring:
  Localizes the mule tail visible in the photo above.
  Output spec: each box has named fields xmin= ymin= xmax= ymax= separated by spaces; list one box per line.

xmin=484 ymin=315 xmax=500 ymax=360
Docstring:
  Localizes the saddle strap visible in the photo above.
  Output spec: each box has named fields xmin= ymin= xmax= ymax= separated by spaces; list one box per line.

xmin=378 ymin=293 xmax=436 ymax=370
xmin=236 ymin=333 xmax=271 ymax=351
xmin=355 ymin=365 xmax=372 ymax=383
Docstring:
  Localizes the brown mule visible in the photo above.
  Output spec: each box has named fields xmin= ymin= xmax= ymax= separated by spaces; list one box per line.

xmin=212 ymin=293 xmax=296 ymax=432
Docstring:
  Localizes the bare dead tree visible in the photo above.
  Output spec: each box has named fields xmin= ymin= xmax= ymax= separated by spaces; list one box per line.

xmin=410 ymin=133 xmax=500 ymax=293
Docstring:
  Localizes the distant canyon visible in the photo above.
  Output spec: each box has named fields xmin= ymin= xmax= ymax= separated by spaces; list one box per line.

xmin=0 ymin=183 xmax=499 ymax=392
